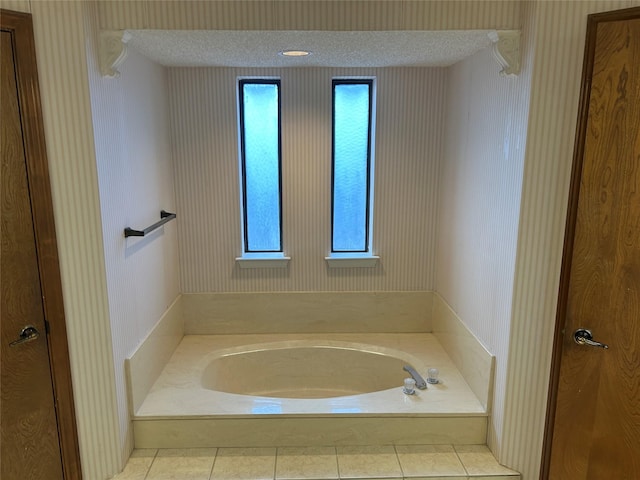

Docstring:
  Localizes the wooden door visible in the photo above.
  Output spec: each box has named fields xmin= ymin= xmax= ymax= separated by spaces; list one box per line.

xmin=542 ymin=7 xmax=640 ymax=480
xmin=1 ymin=9 xmax=81 ymax=480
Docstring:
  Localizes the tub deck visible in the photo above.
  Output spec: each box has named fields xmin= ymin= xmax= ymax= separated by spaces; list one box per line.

xmin=132 ymin=334 xmax=489 ymax=448
xmin=135 ymin=333 xmax=485 ymax=418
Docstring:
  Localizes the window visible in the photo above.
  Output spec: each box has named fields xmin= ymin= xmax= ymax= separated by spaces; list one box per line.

xmin=237 ymin=79 xmax=283 ymax=256
xmin=331 ymin=79 xmax=375 ymax=256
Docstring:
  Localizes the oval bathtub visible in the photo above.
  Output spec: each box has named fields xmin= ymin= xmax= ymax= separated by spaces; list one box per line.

xmin=201 ymin=344 xmax=415 ymax=399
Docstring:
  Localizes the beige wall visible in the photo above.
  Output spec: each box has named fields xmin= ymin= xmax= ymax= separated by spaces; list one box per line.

xmin=503 ymin=1 xmax=639 ymax=479
xmin=85 ymin=14 xmax=180 ymax=460
xmin=170 ymin=67 xmax=445 ymax=292
xmin=17 ymin=1 xmax=123 ymax=478
xmin=6 ymin=1 xmax=640 ymax=478
xmin=0 ymin=0 xmax=28 ymax=13
xmin=96 ymin=0 xmax=522 ymax=31
xmin=437 ymin=34 xmax=533 ymax=457
xmin=436 ymin=4 xmax=640 ymax=478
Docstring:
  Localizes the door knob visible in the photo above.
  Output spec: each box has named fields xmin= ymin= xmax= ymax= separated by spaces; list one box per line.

xmin=9 ymin=325 xmax=40 ymax=347
xmin=573 ymin=328 xmax=608 ymax=349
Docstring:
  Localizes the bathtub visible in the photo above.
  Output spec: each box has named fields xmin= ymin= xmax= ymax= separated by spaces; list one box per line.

xmin=132 ymin=334 xmax=488 ymax=447
xmin=135 ymin=334 xmax=486 ymax=417
xmin=201 ymin=342 xmax=417 ymax=399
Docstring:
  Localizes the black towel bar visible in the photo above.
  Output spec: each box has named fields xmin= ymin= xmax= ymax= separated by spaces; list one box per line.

xmin=124 ymin=210 xmax=176 ymax=238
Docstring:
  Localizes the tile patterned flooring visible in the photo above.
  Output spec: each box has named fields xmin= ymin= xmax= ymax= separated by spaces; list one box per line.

xmin=112 ymin=444 xmax=520 ymax=479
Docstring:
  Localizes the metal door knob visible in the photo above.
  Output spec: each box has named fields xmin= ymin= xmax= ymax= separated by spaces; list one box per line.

xmin=9 ymin=325 xmax=40 ymax=346
xmin=573 ymin=328 xmax=608 ymax=349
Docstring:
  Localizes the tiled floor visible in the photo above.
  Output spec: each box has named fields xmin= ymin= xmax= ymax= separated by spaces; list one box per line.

xmin=112 ymin=444 xmax=520 ymax=479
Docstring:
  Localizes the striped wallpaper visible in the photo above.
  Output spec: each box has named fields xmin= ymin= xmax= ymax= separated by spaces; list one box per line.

xmin=169 ymin=67 xmax=446 ymax=292
xmin=0 ymin=0 xmax=30 ymax=13
xmin=85 ymin=6 xmax=180 ymax=465
xmin=97 ymin=0 xmax=522 ymax=31
xmin=6 ymin=1 xmax=640 ymax=478
xmin=27 ymin=2 xmax=122 ymax=479
xmin=437 ymin=36 xmax=532 ymax=460
xmin=503 ymin=1 xmax=639 ymax=479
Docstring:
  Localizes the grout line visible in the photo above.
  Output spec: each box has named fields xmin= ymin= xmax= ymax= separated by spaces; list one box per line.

xmin=334 ymin=446 xmax=341 ymax=479
xmin=453 ymin=446 xmax=470 ymax=477
xmin=208 ymin=447 xmax=219 ymax=480
xmin=273 ymin=446 xmax=279 ymax=480
xmin=142 ymin=461 xmax=151 ymax=480
xmin=393 ymin=444 xmax=405 ymax=479
xmin=142 ymin=448 xmax=159 ymax=480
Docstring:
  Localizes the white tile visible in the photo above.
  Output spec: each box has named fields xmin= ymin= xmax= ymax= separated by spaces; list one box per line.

xmin=211 ymin=447 xmax=277 ymax=480
xmin=336 ymin=445 xmax=402 ymax=479
xmin=130 ymin=448 xmax=158 ymax=458
xmin=409 ymin=477 xmax=468 ymax=480
xmin=111 ymin=449 xmax=158 ymax=479
xmin=472 ymin=476 xmax=520 ymax=480
xmin=111 ymin=457 xmax=155 ymax=479
xmin=396 ymin=445 xmax=467 ymax=477
xmin=276 ymin=446 xmax=338 ymax=479
xmin=454 ymin=445 xmax=519 ymax=476
xmin=146 ymin=448 xmax=216 ymax=480
xmin=469 ymin=473 xmax=520 ymax=480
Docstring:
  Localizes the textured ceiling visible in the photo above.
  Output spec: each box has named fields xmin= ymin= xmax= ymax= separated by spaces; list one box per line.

xmin=126 ymin=30 xmax=495 ymax=68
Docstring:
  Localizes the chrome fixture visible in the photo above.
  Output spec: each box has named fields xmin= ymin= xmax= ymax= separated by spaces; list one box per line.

xmin=403 ymin=365 xmax=427 ymax=389
xmin=279 ymin=50 xmax=312 ymax=57
xmin=403 ymin=378 xmax=416 ymax=395
xmin=9 ymin=325 xmax=40 ymax=347
xmin=573 ymin=328 xmax=609 ymax=349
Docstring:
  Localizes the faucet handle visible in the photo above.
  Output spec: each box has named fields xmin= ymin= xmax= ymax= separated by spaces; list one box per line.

xmin=402 ymin=365 xmax=427 ymax=389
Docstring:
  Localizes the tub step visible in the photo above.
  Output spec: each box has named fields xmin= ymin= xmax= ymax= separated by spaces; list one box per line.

xmin=133 ymin=414 xmax=487 ymax=448
xmin=132 ymin=333 xmax=490 ymax=450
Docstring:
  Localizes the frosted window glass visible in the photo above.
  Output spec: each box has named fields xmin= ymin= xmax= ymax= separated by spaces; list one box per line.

xmin=332 ymin=82 xmax=372 ymax=252
xmin=240 ymin=81 xmax=282 ymax=252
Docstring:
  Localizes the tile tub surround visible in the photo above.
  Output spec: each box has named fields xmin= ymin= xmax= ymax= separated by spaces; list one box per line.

xmin=125 ymin=293 xmax=495 ymax=416
xmin=132 ymin=333 xmax=489 ymax=448
xmin=112 ymin=445 xmax=520 ymax=479
xmin=182 ymin=291 xmax=434 ymax=334
xmin=125 ymin=296 xmax=184 ymax=415
xmin=431 ymin=294 xmax=495 ymax=412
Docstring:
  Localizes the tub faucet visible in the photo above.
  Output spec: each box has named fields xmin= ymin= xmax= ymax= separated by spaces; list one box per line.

xmin=403 ymin=365 xmax=427 ymax=389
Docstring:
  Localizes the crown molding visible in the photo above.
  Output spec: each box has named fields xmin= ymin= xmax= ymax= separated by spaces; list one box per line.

xmin=98 ymin=30 xmax=132 ymax=78
xmin=488 ymin=30 xmax=521 ymax=77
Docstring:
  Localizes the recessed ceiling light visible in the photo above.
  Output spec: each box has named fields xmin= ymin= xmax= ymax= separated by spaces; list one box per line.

xmin=279 ymin=50 xmax=312 ymax=57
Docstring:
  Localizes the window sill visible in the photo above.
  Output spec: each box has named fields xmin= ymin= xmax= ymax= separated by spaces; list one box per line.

xmin=236 ymin=254 xmax=290 ymax=269
xmin=325 ymin=254 xmax=380 ymax=268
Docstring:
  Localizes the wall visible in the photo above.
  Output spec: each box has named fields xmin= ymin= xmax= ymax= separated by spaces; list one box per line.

xmin=0 ymin=1 xmax=183 ymax=477
xmin=436 ymin=4 xmax=640 ymax=478
xmin=10 ymin=1 xmax=640 ymax=478
xmin=1 ymin=1 xmax=521 ymax=477
xmin=96 ymin=0 xmax=522 ymax=31
xmin=85 ymin=11 xmax=180 ymax=459
xmin=170 ymin=67 xmax=445 ymax=292
xmin=503 ymin=1 xmax=640 ymax=479
xmin=10 ymin=1 xmax=124 ymax=478
xmin=0 ymin=0 xmax=28 ymax=13
xmin=436 ymin=34 xmax=533 ymax=456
